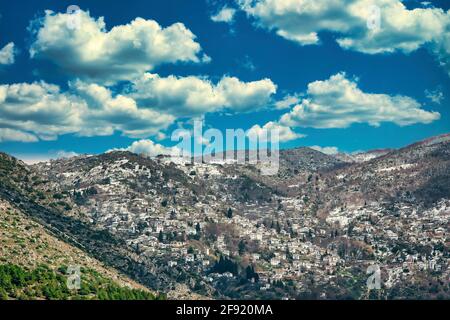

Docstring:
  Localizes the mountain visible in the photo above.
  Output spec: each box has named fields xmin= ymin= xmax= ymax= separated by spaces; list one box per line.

xmin=0 ymin=154 xmax=161 ymax=300
xmin=0 ymin=199 xmax=159 ymax=300
xmin=0 ymin=134 xmax=449 ymax=299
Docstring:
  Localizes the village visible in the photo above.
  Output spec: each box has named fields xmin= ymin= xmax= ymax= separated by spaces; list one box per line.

xmin=39 ymin=153 xmax=447 ymax=298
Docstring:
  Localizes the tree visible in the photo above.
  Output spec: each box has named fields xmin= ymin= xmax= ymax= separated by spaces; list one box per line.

xmin=0 ymin=263 xmax=160 ymax=300
xmin=238 ymin=240 xmax=246 ymax=255
xmin=158 ymin=231 xmax=164 ymax=242
xmin=226 ymin=208 xmax=233 ymax=219
xmin=211 ymin=256 xmax=238 ymax=275
xmin=246 ymin=265 xmax=259 ymax=282
xmin=195 ymin=223 xmax=201 ymax=234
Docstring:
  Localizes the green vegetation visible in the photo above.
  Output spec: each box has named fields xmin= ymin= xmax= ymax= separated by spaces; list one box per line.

xmin=0 ymin=263 xmax=162 ymax=300
xmin=210 ymin=256 xmax=239 ymax=275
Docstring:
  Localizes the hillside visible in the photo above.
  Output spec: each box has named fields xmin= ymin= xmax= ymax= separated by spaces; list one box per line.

xmin=0 ymin=134 xmax=449 ymax=299
xmin=0 ymin=199 xmax=160 ymax=300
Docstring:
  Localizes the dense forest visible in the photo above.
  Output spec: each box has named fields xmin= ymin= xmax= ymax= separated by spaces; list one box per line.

xmin=0 ymin=263 xmax=164 ymax=300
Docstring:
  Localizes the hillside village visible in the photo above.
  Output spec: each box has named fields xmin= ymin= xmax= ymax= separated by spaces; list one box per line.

xmin=0 ymin=133 xmax=448 ymax=299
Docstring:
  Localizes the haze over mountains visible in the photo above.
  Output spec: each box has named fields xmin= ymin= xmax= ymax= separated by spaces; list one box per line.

xmin=1 ymin=133 xmax=449 ymax=299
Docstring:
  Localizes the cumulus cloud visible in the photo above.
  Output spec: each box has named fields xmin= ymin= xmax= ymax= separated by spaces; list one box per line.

xmin=0 ymin=82 xmax=84 ymax=140
xmin=29 ymin=10 xmax=208 ymax=83
xmin=239 ymin=0 xmax=450 ymax=75
xmin=211 ymin=6 xmax=237 ymax=23
xmin=128 ymin=73 xmax=277 ymax=116
xmin=0 ymin=42 xmax=15 ymax=65
xmin=218 ymin=76 xmax=277 ymax=112
xmin=274 ymin=94 xmax=300 ymax=110
xmin=110 ymin=139 xmax=176 ymax=157
xmin=0 ymin=81 xmax=175 ymax=141
xmin=0 ymin=71 xmax=277 ymax=142
xmin=310 ymin=145 xmax=339 ymax=155
xmin=71 ymin=80 xmax=175 ymax=137
xmin=280 ymin=72 xmax=440 ymax=128
xmin=247 ymin=121 xmax=304 ymax=142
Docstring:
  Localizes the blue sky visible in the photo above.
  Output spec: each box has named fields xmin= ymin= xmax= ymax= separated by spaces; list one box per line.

xmin=0 ymin=0 xmax=449 ymax=161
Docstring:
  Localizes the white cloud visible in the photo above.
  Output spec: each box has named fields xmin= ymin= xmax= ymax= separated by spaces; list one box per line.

xmin=0 ymin=128 xmax=38 ymax=142
xmin=29 ymin=10 xmax=208 ymax=83
xmin=211 ymin=6 xmax=237 ymax=23
xmin=0 ymin=81 xmax=83 ymax=139
xmin=71 ymin=80 xmax=175 ymax=137
xmin=111 ymin=139 xmax=176 ymax=157
xmin=239 ymin=0 xmax=450 ymax=75
xmin=55 ymin=150 xmax=79 ymax=158
xmin=0 ymin=42 xmax=15 ymax=65
xmin=16 ymin=150 xmax=80 ymax=164
xmin=310 ymin=145 xmax=339 ymax=155
xmin=274 ymin=94 xmax=300 ymax=110
xmin=280 ymin=72 xmax=440 ymax=128
xmin=19 ymin=157 xmax=50 ymax=165
xmin=128 ymin=73 xmax=277 ymax=116
xmin=431 ymin=30 xmax=450 ymax=76
xmin=0 ymin=72 xmax=277 ymax=142
xmin=0 ymin=81 xmax=175 ymax=140
xmin=247 ymin=121 xmax=304 ymax=142
xmin=425 ymin=88 xmax=444 ymax=104
xmin=240 ymin=55 xmax=256 ymax=70
xmin=218 ymin=76 xmax=277 ymax=112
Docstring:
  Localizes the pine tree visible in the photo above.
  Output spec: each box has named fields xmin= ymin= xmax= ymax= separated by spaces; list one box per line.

xmin=226 ymin=208 xmax=233 ymax=219
xmin=238 ymin=240 xmax=246 ymax=255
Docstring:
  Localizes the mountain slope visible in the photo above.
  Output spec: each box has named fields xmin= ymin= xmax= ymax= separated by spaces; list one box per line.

xmin=0 ymin=198 xmax=159 ymax=300
xmin=0 ymin=134 xmax=449 ymax=299
xmin=0 ymin=152 xmax=205 ymax=299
